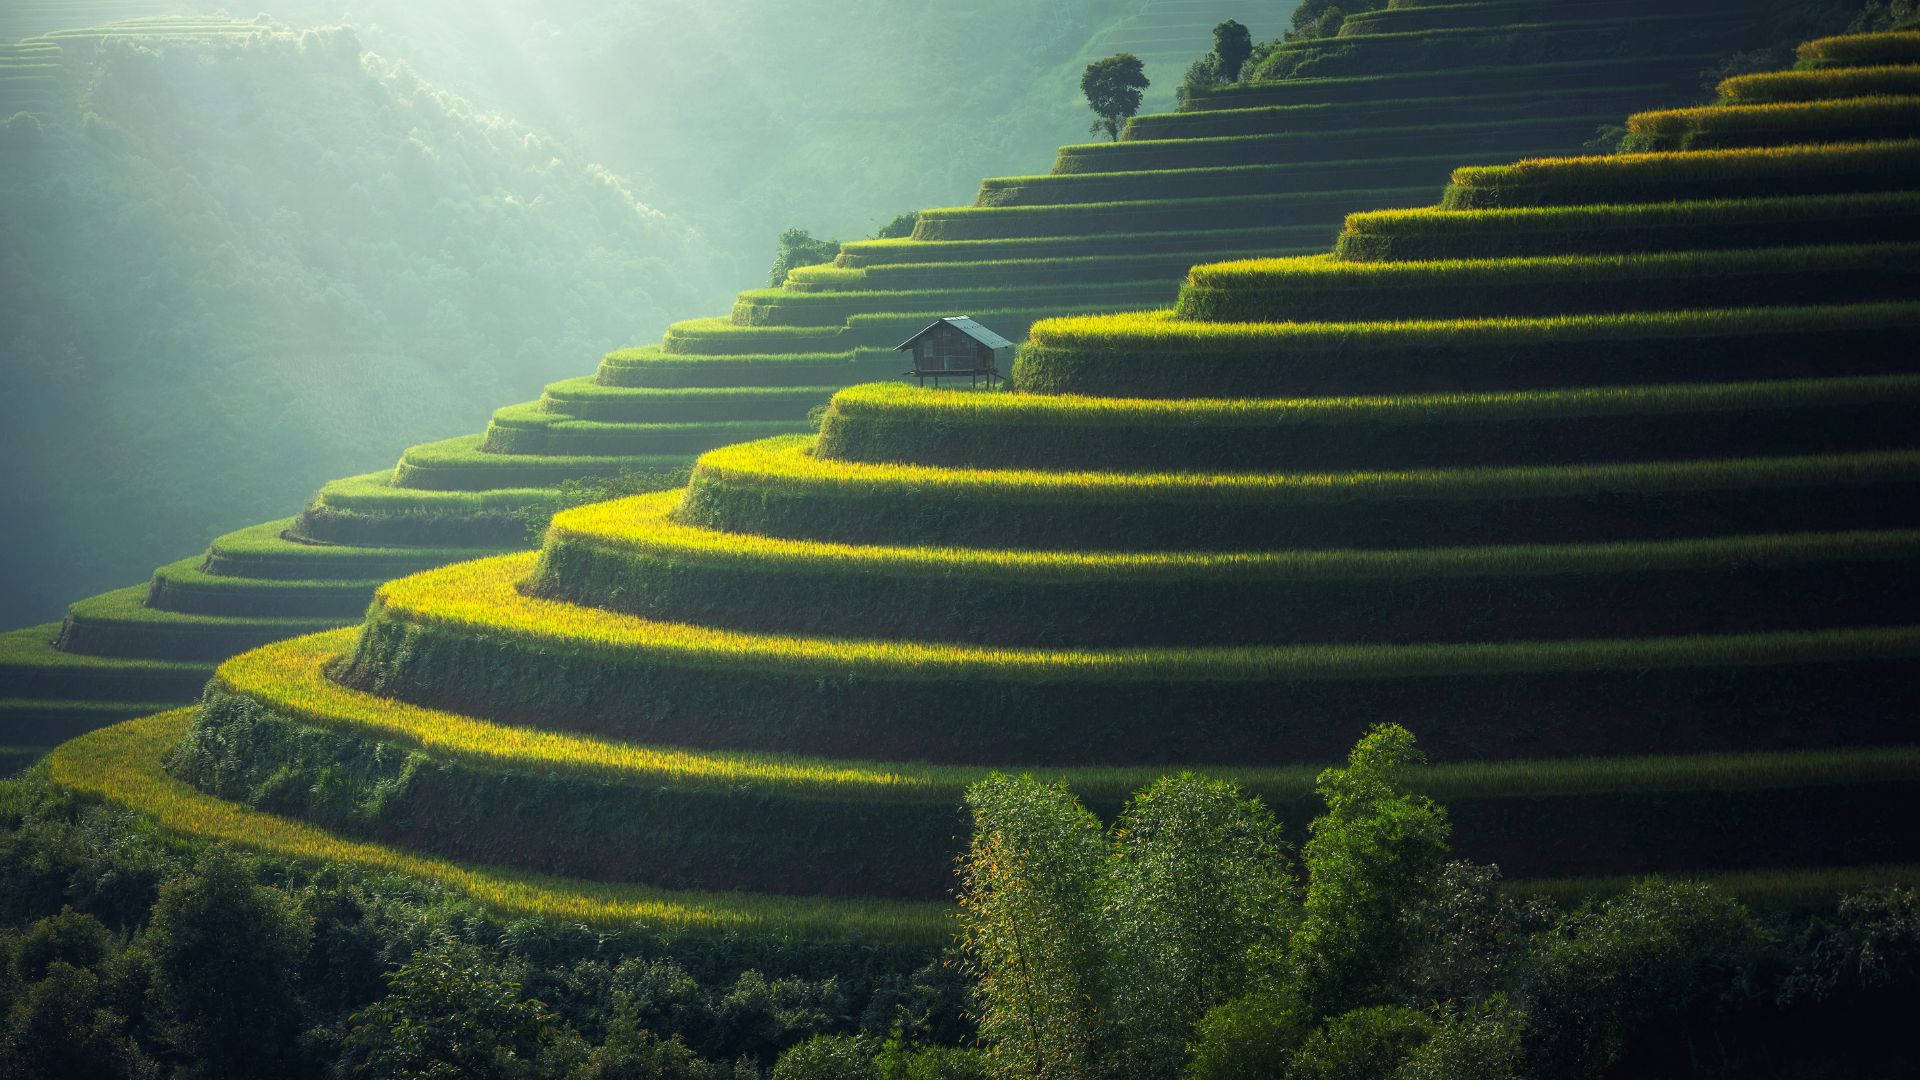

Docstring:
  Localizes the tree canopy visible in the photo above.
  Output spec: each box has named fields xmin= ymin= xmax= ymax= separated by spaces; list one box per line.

xmin=1081 ymin=54 xmax=1150 ymax=142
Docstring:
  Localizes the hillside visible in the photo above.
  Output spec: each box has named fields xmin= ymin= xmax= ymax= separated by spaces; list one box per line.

xmin=35 ymin=27 xmax=1920 ymax=938
xmin=0 ymin=17 xmax=737 ymax=628
xmin=0 ymin=0 xmax=1787 ymax=774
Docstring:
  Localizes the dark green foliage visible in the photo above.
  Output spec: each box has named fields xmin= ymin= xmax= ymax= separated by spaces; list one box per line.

xmin=1389 ymin=997 xmax=1527 ymax=1080
xmin=1850 ymin=0 xmax=1920 ymax=31
xmin=168 ymin=688 xmax=968 ymax=897
xmin=1290 ymin=727 xmax=1451 ymax=1019
xmin=869 ymin=213 xmax=918 ymax=241
xmin=1183 ymin=993 xmax=1310 ymax=1080
xmin=1285 ymin=1 xmax=1382 ymax=44
xmin=1518 ymin=879 xmax=1763 ymax=1078
xmin=1178 ymin=54 xmax=1224 ymax=106
xmin=768 ymin=228 xmax=842 ymax=288
xmin=772 ymin=1031 xmax=988 ymax=1080
xmin=0 ymin=960 xmax=158 ymax=1080
xmin=1105 ymin=776 xmax=1298 ymax=1078
xmin=339 ymin=938 xmax=572 ymax=1080
xmin=772 ymin=1034 xmax=877 ymax=1079
xmin=1286 ymin=1005 xmax=1432 ymax=1080
xmin=145 ymin=847 xmax=314 ymax=1079
xmin=1081 ymin=53 xmax=1149 ymax=142
xmin=1214 ymin=20 xmax=1254 ymax=82
xmin=0 ymin=771 xmax=969 ymax=1075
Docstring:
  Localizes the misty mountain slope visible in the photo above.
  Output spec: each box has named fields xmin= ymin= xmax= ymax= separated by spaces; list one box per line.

xmin=0 ymin=20 xmax=731 ymax=625
xmin=257 ymin=0 xmax=1280 ymax=280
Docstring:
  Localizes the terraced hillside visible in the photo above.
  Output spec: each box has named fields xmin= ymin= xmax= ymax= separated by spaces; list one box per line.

xmin=45 ymin=31 xmax=1920 ymax=940
xmin=1081 ymin=0 xmax=1274 ymax=109
xmin=0 ymin=1 xmax=188 ymax=44
xmin=1 ymin=0 xmax=1772 ymax=773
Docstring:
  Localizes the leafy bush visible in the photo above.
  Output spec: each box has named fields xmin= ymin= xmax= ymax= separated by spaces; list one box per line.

xmin=768 ymin=228 xmax=842 ymax=287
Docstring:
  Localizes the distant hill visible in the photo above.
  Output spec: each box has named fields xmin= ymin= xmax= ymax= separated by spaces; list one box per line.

xmin=0 ymin=19 xmax=731 ymax=625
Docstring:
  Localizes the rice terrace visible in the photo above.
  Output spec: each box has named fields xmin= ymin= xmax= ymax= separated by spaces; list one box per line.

xmin=1 ymin=1 xmax=1917 ymax=1076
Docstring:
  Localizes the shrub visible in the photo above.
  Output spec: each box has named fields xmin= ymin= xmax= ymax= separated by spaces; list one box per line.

xmin=768 ymin=228 xmax=840 ymax=287
xmin=1183 ymin=993 xmax=1309 ymax=1080
xmin=1519 ymin=879 xmax=1764 ymax=1078
xmin=1288 ymin=1005 xmax=1433 ymax=1080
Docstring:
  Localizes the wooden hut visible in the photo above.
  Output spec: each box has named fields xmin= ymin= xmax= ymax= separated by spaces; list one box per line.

xmin=895 ymin=316 xmax=1012 ymax=387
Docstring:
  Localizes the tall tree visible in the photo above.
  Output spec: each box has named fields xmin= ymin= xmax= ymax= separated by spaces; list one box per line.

xmin=1212 ymin=20 xmax=1254 ymax=82
xmin=1288 ymin=724 xmax=1451 ymax=1019
xmin=1081 ymin=54 xmax=1150 ymax=141
xmin=145 ymin=847 xmax=313 ymax=1080
xmin=956 ymin=775 xmax=1110 ymax=1080
xmin=1105 ymin=774 xmax=1297 ymax=1078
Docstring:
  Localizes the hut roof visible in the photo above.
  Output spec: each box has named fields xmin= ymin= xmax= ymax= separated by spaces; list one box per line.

xmin=894 ymin=316 xmax=1014 ymax=352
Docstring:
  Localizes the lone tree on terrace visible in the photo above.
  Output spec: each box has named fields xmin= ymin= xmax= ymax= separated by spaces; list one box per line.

xmin=1082 ymin=53 xmax=1149 ymax=141
xmin=1214 ymin=19 xmax=1254 ymax=82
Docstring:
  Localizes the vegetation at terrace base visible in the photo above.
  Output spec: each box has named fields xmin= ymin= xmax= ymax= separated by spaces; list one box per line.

xmin=948 ymin=726 xmax=1920 ymax=1080
xmin=0 ymin=760 xmax=972 ymax=1078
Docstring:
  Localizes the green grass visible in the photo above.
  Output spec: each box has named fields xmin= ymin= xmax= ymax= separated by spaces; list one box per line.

xmin=595 ymin=345 xmax=897 ymax=388
xmin=1718 ymin=65 xmax=1920 ymax=104
xmin=911 ymin=188 xmax=1437 ymax=241
xmin=335 ymin=551 xmax=1920 ymax=767
xmin=178 ymin=631 xmax=1920 ymax=894
xmin=304 ymin=472 xmax=563 ymax=513
xmin=480 ymin=403 xmax=811 ymax=455
xmin=145 ymin=557 xmax=380 ymax=619
xmin=1173 ymin=242 xmax=1920 ymax=323
xmin=0 ymin=697 xmax=179 ymax=748
xmin=216 ymin=630 xmax=1920 ymax=807
xmin=799 ymin=250 xmax=1301 ymax=292
xmin=815 ymin=374 xmax=1920 ymax=472
xmin=1439 ymin=140 xmax=1920 ymax=209
xmin=47 ymin=710 xmax=953 ymax=943
xmin=1619 ymin=96 xmax=1920 ymax=152
xmin=0 ymin=624 xmax=212 ymax=700
xmin=55 ymin=585 xmax=347 ymax=662
xmin=1256 ymin=11 xmax=1746 ymax=81
xmin=1014 ymin=302 xmax=1920 ymax=398
xmin=539 ymin=377 xmax=834 ymax=422
xmin=1181 ymin=55 xmax=1719 ymax=111
xmin=293 ymin=472 xmax=564 ymax=548
xmin=198 ymin=519 xmax=507 ymax=581
xmin=1054 ymin=117 xmax=1612 ymax=175
xmin=1124 ymin=83 xmax=1682 ymax=140
xmin=1339 ymin=0 xmax=1731 ymax=35
xmin=660 ymin=317 xmax=847 ymax=355
xmin=1332 ymin=191 xmax=1920 ymax=261
xmin=535 ymin=489 xmax=1920 ymax=648
xmin=728 ymin=279 xmax=1177 ymax=327
xmin=391 ymin=434 xmax=693 ymax=491
xmin=679 ymin=435 xmax=1920 ymax=552
xmin=1797 ymin=31 xmax=1920 ymax=68
xmin=834 ymin=226 xmax=1333 ymax=267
